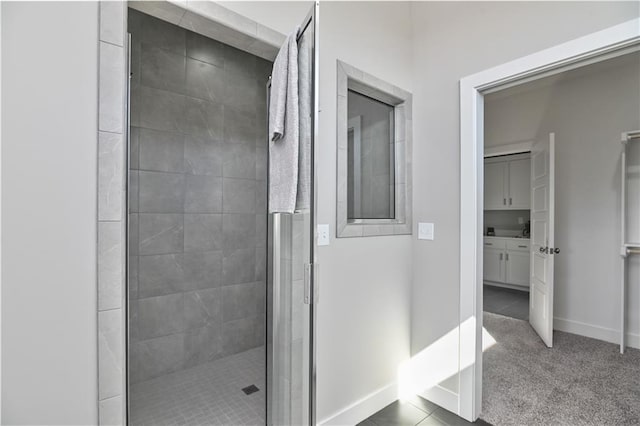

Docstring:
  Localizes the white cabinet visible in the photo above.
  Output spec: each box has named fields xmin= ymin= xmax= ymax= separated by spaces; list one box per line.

xmin=508 ymin=158 xmax=531 ymax=209
xmin=484 ymin=153 xmax=530 ymax=210
xmin=483 ymin=238 xmax=530 ymax=288
xmin=483 ymin=247 xmax=504 ymax=283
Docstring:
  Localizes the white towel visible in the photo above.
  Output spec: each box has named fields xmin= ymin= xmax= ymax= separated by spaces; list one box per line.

xmin=269 ymin=26 xmax=300 ymax=214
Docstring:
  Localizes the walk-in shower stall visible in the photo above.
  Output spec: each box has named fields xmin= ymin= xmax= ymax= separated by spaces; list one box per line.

xmin=125 ymin=5 xmax=317 ymax=425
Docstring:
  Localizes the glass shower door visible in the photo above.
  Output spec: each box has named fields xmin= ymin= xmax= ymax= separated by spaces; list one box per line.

xmin=267 ymin=3 xmax=318 ymax=426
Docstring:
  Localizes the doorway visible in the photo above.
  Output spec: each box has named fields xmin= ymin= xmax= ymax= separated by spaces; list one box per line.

xmin=458 ymin=18 xmax=640 ymax=422
xmin=478 ymin=52 xmax=640 ymax=424
xmin=125 ymin=5 xmax=318 ymax=425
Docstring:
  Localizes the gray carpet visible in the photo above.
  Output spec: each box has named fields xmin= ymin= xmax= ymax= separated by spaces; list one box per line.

xmin=481 ymin=312 xmax=640 ymax=426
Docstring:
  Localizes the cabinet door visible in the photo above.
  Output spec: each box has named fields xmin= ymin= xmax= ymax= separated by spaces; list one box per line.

xmin=483 ymin=248 xmax=504 ymax=283
xmin=505 ymin=250 xmax=530 ymax=287
xmin=484 ymin=162 xmax=507 ymax=210
xmin=508 ymin=158 xmax=531 ymax=209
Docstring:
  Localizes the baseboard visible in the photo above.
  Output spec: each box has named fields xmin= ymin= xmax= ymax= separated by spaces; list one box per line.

xmin=554 ymin=317 xmax=640 ymax=350
xmin=319 ymin=382 xmax=398 ymax=426
xmin=418 ymin=385 xmax=458 ymax=414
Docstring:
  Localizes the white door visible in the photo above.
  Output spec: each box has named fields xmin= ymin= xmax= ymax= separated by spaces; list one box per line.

xmin=484 ymin=162 xmax=507 ymax=209
xmin=508 ymin=158 xmax=531 ymax=209
xmin=529 ymin=133 xmax=555 ymax=347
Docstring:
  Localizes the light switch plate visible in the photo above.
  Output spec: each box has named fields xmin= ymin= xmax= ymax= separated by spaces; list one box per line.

xmin=418 ymin=222 xmax=434 ymax=240
xmin=317 ymin=224 xmax=330 ymax=246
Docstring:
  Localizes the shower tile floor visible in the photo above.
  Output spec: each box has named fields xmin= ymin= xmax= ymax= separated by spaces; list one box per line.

xmin=130 ymin=346 xmax=265 ymax=426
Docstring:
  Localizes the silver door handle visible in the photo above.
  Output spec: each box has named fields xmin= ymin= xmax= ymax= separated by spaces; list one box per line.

xmin=509 ymin=197 xmax=512 ymax=205
xmin=503 ymin=198 xmax=506 ymax=205
xmin=505 ymin=253 xmax=509 ymax=261
xmin=499 ymin=253 xmax=503 ymax=260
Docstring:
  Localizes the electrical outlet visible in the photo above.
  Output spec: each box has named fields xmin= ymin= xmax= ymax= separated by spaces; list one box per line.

xmin=317 ymin=224 xmax=330 ymax=246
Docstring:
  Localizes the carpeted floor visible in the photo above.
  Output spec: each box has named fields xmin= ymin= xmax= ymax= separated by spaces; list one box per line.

xmin=481 ymin=312 xmax=640 ymax=426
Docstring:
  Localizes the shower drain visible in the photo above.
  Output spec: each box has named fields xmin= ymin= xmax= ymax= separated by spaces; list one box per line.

xmin=242 ymin=384 xmax=260 ymax=395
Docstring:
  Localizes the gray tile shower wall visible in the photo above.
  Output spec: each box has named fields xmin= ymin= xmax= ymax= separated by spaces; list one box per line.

xmin=128 ymin=9 xmax=271 ymax=384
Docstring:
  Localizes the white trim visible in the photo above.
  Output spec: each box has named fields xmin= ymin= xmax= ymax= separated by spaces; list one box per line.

xmin=459 ymin=18 xmax=640 ymax=422
xmin=554 ymin=317 xmax=640 ymax=350
xmin=318 ymin=382 xmax=398 ymax=426
xmin=419 ymin=385 xmax=458 ymax=415
xmin=484 ymin=140 xmax=533 ymax=158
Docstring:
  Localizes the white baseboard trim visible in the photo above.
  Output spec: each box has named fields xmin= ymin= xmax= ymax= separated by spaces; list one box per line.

xmin=318 ymin=382 xmax=398 ymax=426
xmin=554 ymin=317 xmax=640 ymax=350
xmin=418 ymin=385 xmax=458 ymax=415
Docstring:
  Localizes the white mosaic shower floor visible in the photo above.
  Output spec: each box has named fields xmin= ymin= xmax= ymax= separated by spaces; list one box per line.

xmin=130 ymin=347 xmax=265 ymax=426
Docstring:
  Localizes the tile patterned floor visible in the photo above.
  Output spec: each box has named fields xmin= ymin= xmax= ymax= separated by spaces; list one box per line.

xmin=483 ymin=285 xmax=529 ymax=320
xmin=358 ymin=396 xmax=491 ymax=426
xmin=130 ymin=346 xmax=265 ymax=426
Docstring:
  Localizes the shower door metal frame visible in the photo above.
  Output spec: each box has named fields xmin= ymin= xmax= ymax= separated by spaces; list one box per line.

xmin=265 ymin=3 xmax=319 ymax=425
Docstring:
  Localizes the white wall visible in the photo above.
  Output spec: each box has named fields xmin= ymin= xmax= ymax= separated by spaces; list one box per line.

xmin=217 ymin=1 xmax=312 ymax=35
xmin=1 ymin=2 xmax=99 ymax=424
xmin=410 ymin=0 xmax=639 ymax=408
xmin=485 ymin=52 xmax=640 ymax=346
xmin=316 ymin=3 xmax=414 ymax=422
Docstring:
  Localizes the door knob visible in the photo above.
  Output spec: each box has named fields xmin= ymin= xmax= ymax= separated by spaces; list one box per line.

xmin=553 ymin=248 xmax=560 ymax=254
xmin=539 ymin=246 xmax=547 ymax=254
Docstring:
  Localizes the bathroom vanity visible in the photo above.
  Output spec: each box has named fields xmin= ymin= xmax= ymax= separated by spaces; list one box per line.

xmin=483 ymin=236 xmax=530 ymax=289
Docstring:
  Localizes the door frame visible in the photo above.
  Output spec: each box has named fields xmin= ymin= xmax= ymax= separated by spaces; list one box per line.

xmin=458 ymin=18 xmax=640 ymax=422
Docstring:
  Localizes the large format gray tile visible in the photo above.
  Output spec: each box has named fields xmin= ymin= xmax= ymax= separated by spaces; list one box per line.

xmin=255 ymin=58 xmax=273 ymax=82
xmin=223 ymin=178 xmax=255 ymax=213
xmin=184 ymin=287 xmax=222 ymax=329
xmin=222 ymin=315 xmax=263 ymax=356
xmin=182 ymin=250 xmax=223 ymax=290
xmin=184 ymin=214 xmax=222 ymax=252
xmin=98 ymin=308 xmax=123 ymax=400
xmin=255 ymin=146 xmax=267 ymax=181
xmin=183 ymin=96 xmax=223 ymax=140
xmin=131 ymin=333 xmax=184 ymax=383
xmin=420 ymin=408 xmax=473 ymax=426
xmin=183 ymin=325 xmax=223 ymax=368
xmin=138 ymin=171 xmax=185 ymax=213
xmin=98 ymin=222 xmax=123 ymax=311
xmin=99 ymin=41 xmax=125 ymax=133
xmin=186 ymin=31 xmax=225 ymax=68
xmin=255 ymin=246 xmax=266 ymax=282
xmin=100 ymin=0 xmax=124 ymax=46
xmin=255 ymin=213 xmax=267 ymax=247
xmin=223 ymin=71 xmax=259 ymax=115
xmin=184 ymin=175 xmax=223 ymax=213
xmin=368 ymin=400 xmax=429 ymax=426
xmin=138 ymin=86 xmax=185 ymax=133
xmin=138 ymin=253 xmax=185 ymax=298
xmin=138 ymin=213 xmax=183 ymax=255
xmin=255 ymin=181 xmax=267 ymax=213
xmin=222 ymin=143 xmax=256 ymax=179
xmin=224 ymin=46 xmax=256 ymax=78
xmin=222 ymin=213 xmax=256 ymax=249
xmin=99 ymin=395 xmax=123 ymax=426
xmin=140 ymin=11 xmax=186 ymax=55
xmin=98 ymin=131 xmax=124 ymax=221
xmin=128 ymin=170 xmax=139 ymax=213
xmin=222 ymin=247 xmax=256 ymax=285
xmin=185 ymin=58 xmax=225 ymax=103
xmin=140 ymin=45 xmax=186 ymax=94
xmin=183 ymin=135 xmax=223 ymax=176
xmin=129 ymin=126 xmax=140 ymax=170
xmin=138 ymin=293 xmax=185 ymax=340
xmin=224 ymin=106 xmax=256 ymax=145
xmin=138 ymin=127 xmax=184 ymax=173
xmin=221 ymin=281 xmax=265 ymax=322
